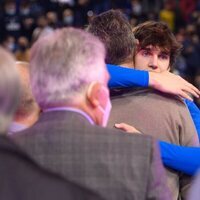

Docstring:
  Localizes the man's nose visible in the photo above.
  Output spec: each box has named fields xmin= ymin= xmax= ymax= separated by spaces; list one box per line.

xmin=148 ymin=55 xmax=158 ymax=69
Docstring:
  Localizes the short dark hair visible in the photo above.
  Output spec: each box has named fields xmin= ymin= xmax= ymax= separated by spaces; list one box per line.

xmin=132 ymin=21 xmax=182 ymax=68
xmin=87 ymin=9 xmax=135 ymax=65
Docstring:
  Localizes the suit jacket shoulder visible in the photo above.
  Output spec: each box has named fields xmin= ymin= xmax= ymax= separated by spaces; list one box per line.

xmin=0 ymin=135 xmax=104 ymax=200
xmin=11 ymin=111 xmax=170 ymax=200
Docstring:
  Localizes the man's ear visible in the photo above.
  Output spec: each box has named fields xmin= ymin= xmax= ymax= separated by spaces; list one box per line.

xmin=86 ymin=82 xmax=102 ymax=108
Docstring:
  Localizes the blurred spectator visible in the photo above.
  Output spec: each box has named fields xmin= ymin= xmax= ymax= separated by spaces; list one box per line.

xmin=32 ymin=15 xmax=53 ymax=43
xmin=74 ymin=0 xmax=92 ymax=27
xmin=159 ymin=0 xmax=176 ymax=31
xmin=2 ymin=35 xmax=17 ymax=53
xmin=182 ymin=24 xmax=200 ymax=84
xmin=129 ymin=15 xmax=138 ymax=27
xmin=19 ymin=1 xmax=31 ymax=18
xmin=173 ymin=32 xmax=187 ymax=78
xmin=179 ymin=0 xmax=196 ymax=23
xmin=130 ymin=0 xmax=142 ymax=17
xmin=20 ymin=17 xmax=35 ymax=42
xmin=2 ymin=0 xmax=21 ymax=40
xmin=57 ymin=0 xmax=75 ymax=6
xmin=46 ymin=11 xmax=61 ymax=29
xmin=15 ymin=36 xmax=30 ymax=62
xmin=62 ymin=8 xmax=74 ymax=26
xmin=19 ymin=1 xmax=35 ymax=41
xmin=29 ymin=1 xmax=44 ymax=18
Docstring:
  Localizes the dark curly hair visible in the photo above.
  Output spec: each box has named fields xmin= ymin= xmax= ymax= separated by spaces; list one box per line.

xmin=132 ymin=21 xmax=182 ymax=68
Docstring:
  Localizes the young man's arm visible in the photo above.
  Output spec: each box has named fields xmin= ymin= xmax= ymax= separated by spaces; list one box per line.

xmin=107 ymin=64 xmax=149 ymax=87
xmin=160 ymin=141 xmax=200 ymax=175
xmin=107 ymin=64 xmax=200 ymax=101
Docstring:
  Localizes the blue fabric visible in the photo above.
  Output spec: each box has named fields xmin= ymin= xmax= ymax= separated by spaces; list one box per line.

xmin=160 ymin=141 xmax=200 ymax=175
xmin=107 ymin=63 xmax=200 ymax=175
xmin=107 ymin=64 xmax=149 ymax=88
xmin=184 ymin=99 xmax=200 ymax=138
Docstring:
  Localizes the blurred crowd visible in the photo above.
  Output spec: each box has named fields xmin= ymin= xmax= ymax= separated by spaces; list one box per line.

xmin=0 ymin=0 xmax=200 ymax=106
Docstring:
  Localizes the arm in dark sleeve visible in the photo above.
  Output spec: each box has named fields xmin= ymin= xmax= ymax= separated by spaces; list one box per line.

xmin=107 ymin=64 xmax=149 ymax=88
xmin=159 ymin=141 xmax=200 ymax=175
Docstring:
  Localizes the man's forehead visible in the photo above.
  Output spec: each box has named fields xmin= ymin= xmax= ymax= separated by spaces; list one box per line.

xmin=141 ymin=45 xmax=170 ymax=54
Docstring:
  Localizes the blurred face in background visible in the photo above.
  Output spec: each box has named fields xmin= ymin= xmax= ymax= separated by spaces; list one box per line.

xmin=5 ymin=1 xmax=16 ymax=15
xmin=63 ymin=9 xmax=74 ymax=25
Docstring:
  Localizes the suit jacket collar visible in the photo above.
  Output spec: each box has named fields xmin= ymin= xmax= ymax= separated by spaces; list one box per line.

xmin=43 ymin=107 xmax=94 ymax=125
xmin=37 ymin=109 xmax=95 ymax=127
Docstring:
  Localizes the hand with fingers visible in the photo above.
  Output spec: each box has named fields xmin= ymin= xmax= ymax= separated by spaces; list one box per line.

xmin=149 ymin=71 xmax=200 ymax=101
xmin=114 ymin=123 xmax=141 ymax=134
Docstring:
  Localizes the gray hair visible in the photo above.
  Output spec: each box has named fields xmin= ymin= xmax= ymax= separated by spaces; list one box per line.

xmin=0 ymin=47 xmax=20 ymax=133
xmin=30 ymin=27 xmax=106 ymax=108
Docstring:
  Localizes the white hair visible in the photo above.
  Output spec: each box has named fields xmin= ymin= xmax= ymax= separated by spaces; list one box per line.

xmin=0 ymin=47 xmax=20 ymax=133
xmin=30 ymin=27 xmax=106 ymax=108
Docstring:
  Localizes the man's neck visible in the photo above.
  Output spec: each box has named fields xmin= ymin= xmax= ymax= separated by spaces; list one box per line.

xmin=43 ymin=102 xmax=98 ymax=126
xmin=119 ymin=60 xmax=134 ymax=68
xmin=14 ymin=109 xmax=40 ymax=128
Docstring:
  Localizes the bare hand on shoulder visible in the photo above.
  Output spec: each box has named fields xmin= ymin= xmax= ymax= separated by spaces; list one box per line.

xmin=114 ymin=123 xmax=141 ymax=134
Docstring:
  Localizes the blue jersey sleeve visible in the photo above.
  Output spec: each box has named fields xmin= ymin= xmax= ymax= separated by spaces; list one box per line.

xmin=184 ymin=99 xmax=200 ymax=139
xmin=159 ymin=141 xmax=200 ymax=175
xmin=107 ymin=64 xmax=149 ymax=88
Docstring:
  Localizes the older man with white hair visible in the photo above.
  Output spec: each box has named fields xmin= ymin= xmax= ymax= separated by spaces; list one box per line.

xmin=11 ymin=27 xmax=171 ymax=199
xmin=0 ymin=46 xmax=106 ymax=200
